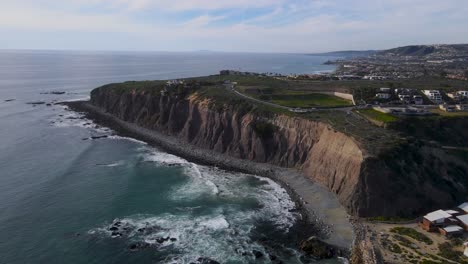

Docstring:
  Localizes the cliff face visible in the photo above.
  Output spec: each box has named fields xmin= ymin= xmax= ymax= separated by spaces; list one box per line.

xmin=90 ymin=87 xmax=468 ymax=217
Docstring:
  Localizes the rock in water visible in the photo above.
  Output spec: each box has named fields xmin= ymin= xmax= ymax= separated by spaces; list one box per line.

xmin=128 ymin=242 xmax=150 ymax=252
xmin=195 ymin=257 xmax=220 ymax=264
xmin=252 ymin=250 xmax=264 ymax=259
xmin=299 ymin=236 xmax=337 ymax=259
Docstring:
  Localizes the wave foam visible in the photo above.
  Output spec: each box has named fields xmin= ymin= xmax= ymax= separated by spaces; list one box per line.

xmin=107 ymin=135 xmax=147 ymax=145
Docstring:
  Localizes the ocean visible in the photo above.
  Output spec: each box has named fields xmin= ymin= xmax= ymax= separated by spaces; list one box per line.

xmin=0 ymin=50 xmax=341 ymax=264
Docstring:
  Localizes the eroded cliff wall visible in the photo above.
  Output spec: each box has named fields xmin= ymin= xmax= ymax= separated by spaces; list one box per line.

xmin=90 ymin=87 xmax=468 ymax=217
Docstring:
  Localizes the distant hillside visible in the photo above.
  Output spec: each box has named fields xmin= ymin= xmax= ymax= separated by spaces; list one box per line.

xmin=308 ymin=50 xmax=378 ymax=58
xmin=380 ymin=44 xmax=468 ymax=57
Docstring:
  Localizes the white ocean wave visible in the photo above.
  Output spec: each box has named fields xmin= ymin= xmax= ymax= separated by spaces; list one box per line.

xmin=51 ymin=110 xmax=110 ymax=134
xmin=139 ymin=148 xmax=189 ymax=165
xmin=89 ymin=212 xmax=260 ymax=264
xmin=107 ymin=135 xmax=147 ymax=145
xmin=138 ymin=145 xmax=298 ymax=231
xmin=89 ymin=146 xmax=301 ymax=263
xmin=60 ymin=96 xmax=90 ymax=102
xmin=98 ymin=161 xmax=125 ymax=167
xmin=199 ymin=215 xmax=229 ymax=230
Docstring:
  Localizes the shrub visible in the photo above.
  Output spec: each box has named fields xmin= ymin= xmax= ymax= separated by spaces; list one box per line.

xmin=390 ymin=227 xmax=433 ymax=245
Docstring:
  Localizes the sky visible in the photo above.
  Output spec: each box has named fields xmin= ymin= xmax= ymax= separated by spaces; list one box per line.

xmin=1 ymin=0 xmax=468 ymax=53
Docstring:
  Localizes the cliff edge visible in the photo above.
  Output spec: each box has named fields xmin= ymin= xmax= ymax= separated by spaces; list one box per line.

xmin=85 ymin=78 xmax=468 ymax=217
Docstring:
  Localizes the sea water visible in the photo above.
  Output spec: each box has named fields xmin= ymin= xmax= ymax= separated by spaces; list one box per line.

xmin=0 ymin=50 xmax=342 ymax=264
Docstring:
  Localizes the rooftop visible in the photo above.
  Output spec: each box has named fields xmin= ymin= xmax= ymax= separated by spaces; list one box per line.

xmin=424 ymin=209 xmax=452 ymax=222
xmin=443 ymin=225 xmax=463 ymax=233
xmin=459 ymin=202 xmax=468 ymax=212
xmin=456 ymin=214 xmax=468 ymax=225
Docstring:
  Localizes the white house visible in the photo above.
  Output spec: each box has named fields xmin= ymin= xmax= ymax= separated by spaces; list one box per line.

xmin=424 ymin=209 xmax=452 ymax=224
xmin=376 ymin=93 xmax=391 ymax=99
xmin=456 ymin=104 xmax=468 ymax=111
xmin=457 ymin=91 xmax=468 ymax=98
xmin=423 ymin=90 xmax=443 ymax=103
xmin=379 ymin=87 xmax=392 ymax=93
xmin=447 ymin=92 xmax=459 ymax=99
xmin=439 ymin=104 xmax=456 ymax=112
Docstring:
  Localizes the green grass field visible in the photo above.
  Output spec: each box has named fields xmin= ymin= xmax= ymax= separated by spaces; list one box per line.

xmin=270 ymin=93 xmax=352 ymax=108
xmin=357 ymin=109 xmax=398 ymax=123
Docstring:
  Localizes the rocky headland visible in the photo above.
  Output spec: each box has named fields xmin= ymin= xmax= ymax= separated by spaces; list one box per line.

xmin=65 ymin=76 xmax=468 ymax=263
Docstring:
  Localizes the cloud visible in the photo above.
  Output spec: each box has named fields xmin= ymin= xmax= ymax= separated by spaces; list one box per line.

xmin=183 ymin=15 xmax=226 ymax=27
xmin=0 ymin=0 xmax=467 ymax=52
xmin=67 ymin=0 xmax=287 ymax=11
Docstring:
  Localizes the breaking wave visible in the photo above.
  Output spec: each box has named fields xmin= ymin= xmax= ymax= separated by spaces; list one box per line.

xmin=88 ymin=147 xmax=301 ymax=263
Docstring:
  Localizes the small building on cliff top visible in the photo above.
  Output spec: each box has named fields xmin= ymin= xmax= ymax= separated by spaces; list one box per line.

xmin=439 ymin=225 xmax=464 ymax=237
xmin=459 ymin=202 xmax=468 ymax=213
xmin=456 ymin=214 xmax=468 ymax=231
xmin=420 ymin=210 xmax=452 ymax=231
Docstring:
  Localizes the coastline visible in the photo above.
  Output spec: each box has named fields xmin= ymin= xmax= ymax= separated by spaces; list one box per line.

xmin=64 ymin=100 xmax=355 ymax=251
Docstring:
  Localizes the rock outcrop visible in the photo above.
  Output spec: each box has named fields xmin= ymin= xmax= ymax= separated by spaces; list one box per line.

xmin=88 ymin=85 xmax=468 ymax=217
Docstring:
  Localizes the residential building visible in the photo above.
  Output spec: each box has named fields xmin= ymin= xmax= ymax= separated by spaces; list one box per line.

xmin=444 ymin=210 xmax=462 ymax=216
xmin=456 ymin=214 xmax=468 ymax=231
xmin=379 ymin=87 xmax=392 ymax=93
xmin=398 ymin=94 xmax=412 ymax=103
xmin=423 ymin=90 xmax=443 ymax=103
xmin=413 ymin=95 xmax=424 ymax=105
xmin=458 ymin=91 xmax=468 ymax=98
xmin=447 ymin=92 xmax=460 ymax=100
xmin=439 ymin=104 xmax=456 ymax=112
xmin=456 ymin=104 xmax=468 ymax=111
xmin=439 ymin=225 xmax=464 ymax=237
xmin=420 ymin=209 xmax=452 ymax=231
xmin=376 ymin=93 xmax=391 ymax=99
xmin=459 ymin=202 xmax=468 ymax=213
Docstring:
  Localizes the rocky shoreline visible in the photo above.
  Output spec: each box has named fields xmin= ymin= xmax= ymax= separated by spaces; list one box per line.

xmin=63 ymin=100 xmax=355 ymax=257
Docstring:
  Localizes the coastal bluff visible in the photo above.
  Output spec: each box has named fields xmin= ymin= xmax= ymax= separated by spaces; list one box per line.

xmin=77 ymin=80 xmax=468 ymax=218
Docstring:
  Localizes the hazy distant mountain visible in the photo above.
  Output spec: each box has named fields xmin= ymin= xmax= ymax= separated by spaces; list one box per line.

xmin=308 ymin=50 xmax=379 ymax=58
xmin=379 ymin=44 xmax=468 ymax=57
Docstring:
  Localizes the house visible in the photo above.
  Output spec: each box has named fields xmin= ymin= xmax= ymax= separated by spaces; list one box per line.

xmin=413 ymin=95 xmax=424 ymax=105
xmin=457 ymin=91 xmax=468 ymax=98
xmin=399 ymin=94 xmax=412 ymax=103
xmin=456 ymin=104 xmax=468 ymax=111
xmin=445 ymin=209 xmax=462 ymax=216
xmin=456 ymin=214 xmax=468 ymax=231
xmin=379 ymin=87 xmax=392 ymax=93
xmin=447 ymin=92 xmax=460 ymax=100
xmin=376 ymin=93 xmax=391 ymax=99
xmin=395 ymin=88 xmax=415 ymax=95
xmin=420 ymin=209 xmax=452 ymax=231
xmin=439 ymin=225 xmax=464 ymax=237
xmin=459 ymin=202 xmax=468 ymax=213
xmin=439 ymin=104 xmax=456 ymax=112
xmin=423 ymin=90 xmax=443 ymax=103
xmin=166 ymin=80 xmax=183 ymax=86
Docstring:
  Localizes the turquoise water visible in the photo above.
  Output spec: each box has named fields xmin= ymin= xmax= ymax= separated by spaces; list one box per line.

xmin=0 ymin=50 xmax=341 ymax=264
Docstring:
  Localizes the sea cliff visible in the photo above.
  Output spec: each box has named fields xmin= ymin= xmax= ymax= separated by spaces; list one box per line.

xmin=83 ymin=81 xmax=468 ymax=218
